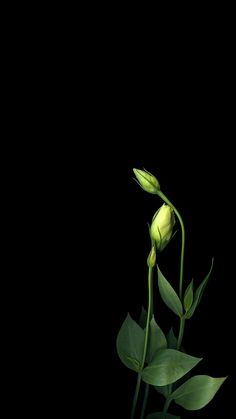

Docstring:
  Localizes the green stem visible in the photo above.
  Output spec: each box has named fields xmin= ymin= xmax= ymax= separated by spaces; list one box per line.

xmin=150 ymin=270 xmax=154 ymax=318
xmin=131 ymin=374 xmax=142 ymax=419
xmin=162 ymin=398 xmax=171 ymax=419
xmin=157 ymin=190 xmax=185 ymax=300
xmin=177 ymin=316 xmax=185 ymax=350
xmin=141 ymin=266 xmax=153 ymax=369
xmin=130 ymin=265 xmax=153 ymax=419
xmin=140 ymin=382 xmax=149 ymax=419
xmin=140 ymin=261 xmax=154 ymax=419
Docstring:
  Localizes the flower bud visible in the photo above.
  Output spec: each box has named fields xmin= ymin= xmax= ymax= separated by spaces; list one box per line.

xmin=133 ymin=168 xmax=160 ymax=194
xmin=147 ymin=246 xmax=156 ymax=268
xmin=150 ymin=204 xmax=175 ymax=251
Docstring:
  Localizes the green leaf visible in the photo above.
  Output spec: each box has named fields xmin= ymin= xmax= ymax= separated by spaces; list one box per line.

xmin=166 ymin=328 xmax=178 ymax=349
xmin=139 ymin=306 xmax=148 ymax=329
xmin=184 ymin=279 xmax=194 ymax=312
xmin=171 ymin=375 xmax=227 ymax=410
xmin=116 ymin=313 xmax=144 ymax=372
xmin=146 ymin=413 xmax=180 ymax=419
xmin=185 ymin=259 xmax=214 ymax=319
xmin=147 ymin=316 xmax=167 ymax=362
xmin=158 ymin=267 xmax=183 ymax=316
xmin=142 ymin=349 xmax=202 ymax=386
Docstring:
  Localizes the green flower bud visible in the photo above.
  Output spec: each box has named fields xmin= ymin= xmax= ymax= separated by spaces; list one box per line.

xmin=147 ymin=246 xmax=156 ymax=268
xmin=133 ymin=168 xmax=160 ymax=194
xmin=150 ymin=204 xmax=175 ymax=251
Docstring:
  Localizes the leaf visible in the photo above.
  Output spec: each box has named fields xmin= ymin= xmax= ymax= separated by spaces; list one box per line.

xmin=139 ymin=306 xmax=148 ymax=329
xmin=171 ymin=375 xmax=227 ymax=410
xmin=141 ymin=349 xmax=202 ymax=386
xmin=146 ymin=413 xmax=180 ymax=419
xmin=116 ymin=313 xmax=145 ymax=372
xmin=147 ymin=316 xmax=167 ymax=362
xmin=183 ymin=279 xmax=194 ymax=312
xmin=158 ymin=267 xmax=183 ymax=316
xmin=185 ymin=259 xmax=214 ymax=319
xmin=166 ymin=328 xmax=178 ymax=349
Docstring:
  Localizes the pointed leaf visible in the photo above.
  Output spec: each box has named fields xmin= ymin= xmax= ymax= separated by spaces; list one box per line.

xmin=142 ymin=349 xmax=202 ymax=386
xmin=171 ymin=375 xmax=227 ymax=410
xmin=139 ymin=306 xmax=148 ymax=329
xmin=184 ymin=279 xmax=194 ymax=312
xmin=147 ymin=316 xmax=167 ymax=362
xmin=116 ymin=313 xmax=144 ymax=372
xmin=158 ymin=267 xmax=183 ymax=316
xmin=185 ymin=259 xmax=214 ymax=319
xmin=167 ymin=328 xmax=178 ymax=349
xmin=146 ymin=413 xmax=180 ymax=419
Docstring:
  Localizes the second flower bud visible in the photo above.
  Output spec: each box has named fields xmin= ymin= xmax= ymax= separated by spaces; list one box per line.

xmin=150 ymin=204 xmax=175 ymax=251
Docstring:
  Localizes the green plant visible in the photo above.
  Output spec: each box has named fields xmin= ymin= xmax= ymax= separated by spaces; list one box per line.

xmin=116 ymin=168 xmax=227 ymax=419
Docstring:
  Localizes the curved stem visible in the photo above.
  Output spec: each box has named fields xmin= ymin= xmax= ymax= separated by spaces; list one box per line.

xmin=157 ymin=190 xmax=185 ymax=300
xmin=130 ymin=265 xmax=153 ymax=419
xmin=131 ymin=373 xmax=142 ymax=419
xmin=177 ymin=316 xmax=185 ymax=350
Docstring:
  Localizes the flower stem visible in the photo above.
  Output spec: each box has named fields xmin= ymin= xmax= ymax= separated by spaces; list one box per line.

xmin=130 ymin=373 xmax=142 ymax=419
xmin=177 ymin=316 xmax=185 ymax=350
xmin=141 ymin=266 xmax=153 ymax=369
xmin=130 ymin=265 xmax=153 ymax=419
xmin=157 ymin=190 xmax=185 ymax=299
xmin=140 ymin=260 xmax=154 ymax=419
xmin=140 ymin=382 xmax=149 ymax=419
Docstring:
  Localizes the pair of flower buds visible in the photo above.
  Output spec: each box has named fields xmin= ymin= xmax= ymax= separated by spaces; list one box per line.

xmin=133 ymin=169 xmax=175 ymax=261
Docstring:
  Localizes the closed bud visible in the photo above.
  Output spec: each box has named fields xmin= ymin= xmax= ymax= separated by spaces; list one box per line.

xmin=147 ymin=246 xmax=156 ymax=268
xmin=133 ymin=168 xmax=160 ymax=194
xmin=150 ymin=204 xmax=175 ymax=251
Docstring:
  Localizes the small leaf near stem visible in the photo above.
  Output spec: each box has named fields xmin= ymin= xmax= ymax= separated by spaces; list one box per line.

xmin=158 ymin=267 xmax=183 ymax=317
xmin=184 ymin=279 xmax=194 ymax=312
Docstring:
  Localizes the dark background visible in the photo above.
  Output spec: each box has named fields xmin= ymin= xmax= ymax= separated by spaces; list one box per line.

xmin=32 ymin=15 xmax=235 ymax=417
xmin=9 ymin=7 xmax=235 ymax=418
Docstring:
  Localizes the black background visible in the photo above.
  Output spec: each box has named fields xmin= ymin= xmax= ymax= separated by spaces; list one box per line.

xmin=8 ymin=7 xmax=236 ymax=418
